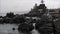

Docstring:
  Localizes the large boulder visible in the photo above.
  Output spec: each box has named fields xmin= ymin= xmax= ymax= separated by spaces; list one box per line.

xmin=18 ymin=23 xmax=34 ymax=33
xmin=35 ymin=14 xmax=53 ymax=34
xmin=54 ymin=18 xmax=60 ymax=34
xmin=35 ymin=21 xmax=53 ymax=34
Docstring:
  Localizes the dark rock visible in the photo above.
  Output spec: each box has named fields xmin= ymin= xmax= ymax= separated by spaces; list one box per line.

xmin=35 ymin=20 xmax=53 ymax=34
xmin=12 ymin=28 xmax=15 ymax=30
xmin=18 ymin=23 xmax=34 ymax=33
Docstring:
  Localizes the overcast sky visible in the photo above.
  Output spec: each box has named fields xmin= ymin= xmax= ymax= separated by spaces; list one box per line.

xmin=0 ymin=0 xmax=60 ymax=16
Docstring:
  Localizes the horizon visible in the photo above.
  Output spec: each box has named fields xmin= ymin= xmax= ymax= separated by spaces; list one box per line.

xmin=0 ymin=0 xmax=60 ymax=16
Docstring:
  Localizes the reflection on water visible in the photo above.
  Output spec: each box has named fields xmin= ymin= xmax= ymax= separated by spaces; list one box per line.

xmin=0 ymin=24 xmax=40 ymax=34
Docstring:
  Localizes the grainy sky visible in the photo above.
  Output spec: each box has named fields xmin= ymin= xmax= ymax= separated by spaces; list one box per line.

xmin=0 ymin=0 xmax=60 ymax=16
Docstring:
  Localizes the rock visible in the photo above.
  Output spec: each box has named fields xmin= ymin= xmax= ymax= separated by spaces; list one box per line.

xmin=35 ymin=20 xmax=53 ymax=34
xmin=18 ymin=23 xmax=34 ymax=33
xmin=12 ymin=28 xmax=15 ymax=30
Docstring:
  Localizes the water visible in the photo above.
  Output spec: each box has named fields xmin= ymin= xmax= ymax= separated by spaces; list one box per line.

xmin=0 ymin=24 xmax=40 ymax=34
xmin=0 ymin=24 xmax=19 ymax=34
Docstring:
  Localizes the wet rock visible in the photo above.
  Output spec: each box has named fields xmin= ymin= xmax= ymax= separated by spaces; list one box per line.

xmin=18 ymin=23 xmax=34 ymax=33
xmin=12 ymin=28 xmax=15 ymax=30
xmin=35 ymin=21 xmax=53 ymax=34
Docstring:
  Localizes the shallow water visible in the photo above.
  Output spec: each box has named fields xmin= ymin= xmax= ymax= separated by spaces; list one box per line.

xmin=0 ymin=24 xmax=19 ymax=34
xmin=0 ymin=24 xmax=40 ymax=34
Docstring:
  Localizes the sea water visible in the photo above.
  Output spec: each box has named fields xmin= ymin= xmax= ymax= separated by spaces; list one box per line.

xmin=0 ymin=24 xmax=40 ymax=34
